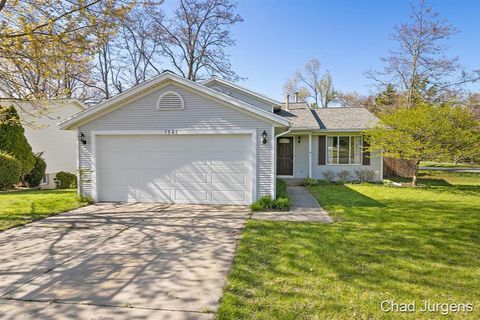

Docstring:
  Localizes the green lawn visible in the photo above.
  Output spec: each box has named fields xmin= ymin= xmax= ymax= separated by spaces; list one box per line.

xmin=218 ymin=171 xmax=480 ymax=319
xmin=0 ymin=189 xmax=88 ymax=231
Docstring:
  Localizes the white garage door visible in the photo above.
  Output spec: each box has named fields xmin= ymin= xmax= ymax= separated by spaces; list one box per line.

xmin=95 ymin=134 xmax=253 ymax=204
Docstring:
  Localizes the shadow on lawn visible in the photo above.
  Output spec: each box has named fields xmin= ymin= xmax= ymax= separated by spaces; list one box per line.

xmin=221 ymin=180 xmax=480 ymax=319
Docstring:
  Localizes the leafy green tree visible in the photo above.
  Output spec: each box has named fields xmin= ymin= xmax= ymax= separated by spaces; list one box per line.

xmin=0 ymin=106 xmax=35 ymax=175
xmin=366 ymin=103 xmax=480 ymax=185
xmin=23 ymin=152 xmax=47 ymax=187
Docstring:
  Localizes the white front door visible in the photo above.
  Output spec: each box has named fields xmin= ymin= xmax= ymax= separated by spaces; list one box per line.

xmin=95 ymin=134 xmax=253 ymax=204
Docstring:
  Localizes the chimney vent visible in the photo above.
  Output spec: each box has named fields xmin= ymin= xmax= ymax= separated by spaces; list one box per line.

xmin=294 ymin=92 xmax=299 ymax=102
xmin=285 ymin=94 xmax=290 ymax=110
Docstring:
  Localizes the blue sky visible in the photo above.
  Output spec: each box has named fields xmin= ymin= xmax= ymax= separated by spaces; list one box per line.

xmin=222 ymin=0 xmax=480 ymax=100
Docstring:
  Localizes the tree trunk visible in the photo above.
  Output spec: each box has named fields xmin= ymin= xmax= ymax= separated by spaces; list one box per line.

xmin=412 ymin=161 xmax=420 ymax=186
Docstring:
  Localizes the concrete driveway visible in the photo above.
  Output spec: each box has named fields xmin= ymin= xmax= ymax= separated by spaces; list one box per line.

xmin=0 ymin=203 xmax=249 ymax=319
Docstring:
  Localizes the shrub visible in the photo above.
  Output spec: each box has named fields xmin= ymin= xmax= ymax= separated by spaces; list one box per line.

xmin=251 ymin=195 xmax=274 ymax=211
xmin=23 ymin=153 xmax=47 ymax=187
xmin=276 ymin=178 xmax=288 ymax=198
xmin=272 ymin=197 xmax=291 ymax=210
xmin=0 ymin=151 xmax=22 ymax=190
xmin=54 ymin=171 xmax=77 ymax=189
xmin=354 ymin=169 xmax=377 ymax=182
xmin=322 ymin=170 xmax=336 ymax=181
xmin=303 ymin=178 xmax=319 ymax=186
xmin=337 ymin=170 xmax=352 ymax=182
xmin=0 ymin=105 xmax=35 ymax=175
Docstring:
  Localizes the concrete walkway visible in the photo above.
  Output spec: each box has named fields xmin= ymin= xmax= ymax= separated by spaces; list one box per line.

xmin=0 ymin=203 xmax=249 ymax=320
xmin=253 ymin=186 xmax=332 ymax=223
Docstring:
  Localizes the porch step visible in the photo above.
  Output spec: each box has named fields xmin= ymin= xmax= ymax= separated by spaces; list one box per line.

xmin=281 ymin=178 xmax=304 ymax=186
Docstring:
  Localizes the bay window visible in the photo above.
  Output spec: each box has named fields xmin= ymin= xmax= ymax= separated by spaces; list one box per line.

xmin=327 ymin=136 xmax=363 ymax=165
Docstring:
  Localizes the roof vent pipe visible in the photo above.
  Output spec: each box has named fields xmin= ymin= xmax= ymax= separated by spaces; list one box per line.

xmin=294 ymin=92 xmax=299 ymax=102
xmin=285 ymin=94 xmax=290 ymax=110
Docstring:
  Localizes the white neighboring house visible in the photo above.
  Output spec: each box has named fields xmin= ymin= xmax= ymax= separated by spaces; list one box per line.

xmin=15 ymin=100 xmax=87 ymax=188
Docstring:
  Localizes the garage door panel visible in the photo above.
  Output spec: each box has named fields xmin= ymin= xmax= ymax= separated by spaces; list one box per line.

xmin=174 ymin=189 xmax=208 ymax=201
xmin=175 ymin=172 xmax=208 ymax=184
xmin=137 ymin=187 xmax=172 ymax=202
xmin=212 ymin=173 xmax=245 ymax=185
xmin=96 ymin=134 xmax=252 ymax=204
xmin=212 ymin=190 xmax=245 ymax=202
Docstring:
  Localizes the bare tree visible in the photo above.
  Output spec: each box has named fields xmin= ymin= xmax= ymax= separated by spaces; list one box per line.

xmin=284 ymin=58 xmax=338 ymax=108
xmin=148 ymin=0 xmax=243 ymax=81
xmin=367 ymin=0 xmax=480 ymax=107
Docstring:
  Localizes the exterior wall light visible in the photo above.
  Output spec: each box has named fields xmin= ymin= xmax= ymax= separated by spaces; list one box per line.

xmin=78 ymin=132 xmax=87 ymax=145
xmin=261 ymin=130 xmax=268 ymax=144
xmin=297 ymin=136 xmax=302 ymax=144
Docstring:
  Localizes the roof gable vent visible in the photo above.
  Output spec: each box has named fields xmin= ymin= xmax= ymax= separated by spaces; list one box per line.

xmin=157 ymin=91 xmax=184 ymax=110
xmin=211 ymin=86 xmax=223 ymax=93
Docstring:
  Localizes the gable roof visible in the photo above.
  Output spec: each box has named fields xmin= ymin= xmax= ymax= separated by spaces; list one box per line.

xmin=59 ymin=72 xmax=289 ymax=129
xmin=311 ymin=107 xmax=379 ymax=130
xmin=275 ymin=102 xmax=319 ymax=130
xmin=202 ymin=77 xmax=282 ymax=108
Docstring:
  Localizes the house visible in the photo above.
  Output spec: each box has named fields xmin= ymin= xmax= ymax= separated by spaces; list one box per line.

xmin=59 ymin=71 xmax=382 ymax=205
xmin=17 ymin=100 xmax=87 ymax=188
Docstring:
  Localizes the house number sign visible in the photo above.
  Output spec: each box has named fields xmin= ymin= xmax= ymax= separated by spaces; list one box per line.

xmin=164 ymin=130 xmax=178 ymax=134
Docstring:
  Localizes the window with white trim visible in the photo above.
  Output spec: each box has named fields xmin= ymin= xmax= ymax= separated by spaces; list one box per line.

xmin=327 ymin=136 xmax=363 ymax=165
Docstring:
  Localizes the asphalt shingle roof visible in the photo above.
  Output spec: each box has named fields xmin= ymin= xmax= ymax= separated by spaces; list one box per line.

xmin=275 ymin=104 xmax=379 ymax=130
xmin=311 ymin=107 xmax=379 ymax=130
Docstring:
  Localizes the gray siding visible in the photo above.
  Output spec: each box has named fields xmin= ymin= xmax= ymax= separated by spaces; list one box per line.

xmin=78 ymin=83 xmax=274 ymax=201
xmin=205 ymin=82 xmax=275 ymax=112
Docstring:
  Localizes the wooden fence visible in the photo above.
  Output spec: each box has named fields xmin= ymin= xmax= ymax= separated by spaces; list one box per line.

xmin=383 ymin=158 xmax=416 ymax=178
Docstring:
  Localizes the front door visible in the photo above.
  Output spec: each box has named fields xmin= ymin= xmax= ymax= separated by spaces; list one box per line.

xmin=277 ymin=137 xmax=293 ymax=176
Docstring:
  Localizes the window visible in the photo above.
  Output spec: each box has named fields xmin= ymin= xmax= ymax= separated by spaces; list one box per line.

xmin=326 ymin=136 xmax=363 ymax=165
xmin=157 ymin=91 xmax=184 ymax=110
xmin=40 ymin=174 xmax=48 ymax=185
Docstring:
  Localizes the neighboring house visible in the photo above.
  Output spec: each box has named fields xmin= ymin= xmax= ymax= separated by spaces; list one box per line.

xmin=17 ymin=100 xmax=87 ymax=188
xmin=59 ymin=71 xmax=381 ymax=205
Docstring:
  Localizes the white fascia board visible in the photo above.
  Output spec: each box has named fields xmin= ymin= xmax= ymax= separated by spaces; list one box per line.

xmin=60 ymin=72 xmax=289 ymax=130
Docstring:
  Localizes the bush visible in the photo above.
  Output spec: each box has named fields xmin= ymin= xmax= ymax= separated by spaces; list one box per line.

xmin=54 ymin=171 xmax=77 ymax=189
xmin=303 ymin=178 xmax=319 ymax=186
xmin=337 ymin=170 xmax=352 ymax=182
xmin=251 ymin=179 xmax=292 ymax=212
xmin=354 ymin=169 xmax=377 ymax=182
xmin=276 ymin=178 xmax=288 ymax=198
xmin=23 ymin=152 xmax=47 ymax=187
xmin=272 ymin=197 xmax=291 ymax=210
xmin=322 ymin=170 xmax=336 ymax=181
xmin=0 ymin=151 xmax=22 ymax=190
xmin=0 ymin=105 xmax=35 ymax=175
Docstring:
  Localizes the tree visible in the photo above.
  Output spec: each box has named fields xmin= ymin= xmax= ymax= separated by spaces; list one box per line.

xmin=148 ymin=0 xmax=243 ymax=81
xmin=0 ymin=0 xmax=132 ymax=106
xmin=284 ymin=58 xmax=338 ymax=108
xmin=367 ymin=0 xmax=480 ymax=107
xmin=372 ymin=84 xmax=401 ymax=114
xmin=366 ymin=103 xmax=480 ymax=185
xmin=0 ymin=106 xmax=35 ymax=175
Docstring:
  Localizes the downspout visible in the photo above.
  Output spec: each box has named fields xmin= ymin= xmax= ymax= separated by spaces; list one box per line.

xmin=273 ymin=127 xmax=292 ymax=199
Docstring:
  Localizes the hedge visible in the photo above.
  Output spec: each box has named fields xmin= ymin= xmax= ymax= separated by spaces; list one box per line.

xmin=0 ymin=151 xmax=22 ymax=190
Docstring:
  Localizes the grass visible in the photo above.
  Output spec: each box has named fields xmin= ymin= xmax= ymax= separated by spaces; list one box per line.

xmin=420 ymin=161 xmax=479 ymax=168
xmin=218 ymin=171 xmax=480 ymax=319
xmin=0 ymin=189 xmax=88 ymax=231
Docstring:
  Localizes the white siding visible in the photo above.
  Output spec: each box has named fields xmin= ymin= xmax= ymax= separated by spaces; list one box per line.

xmin=78 ymin=83 xmax=274 ymax=202
xmin=20 ymin=101 xmax=83 ymax=175
xmin=204 ymin=82 xmax=274 ymax=112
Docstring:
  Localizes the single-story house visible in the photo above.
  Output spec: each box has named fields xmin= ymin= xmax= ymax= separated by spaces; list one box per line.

xmin=15 ymin=100 xmax=87 ymax=188
xmin=59 ymin=71 xmax=381 ymax=205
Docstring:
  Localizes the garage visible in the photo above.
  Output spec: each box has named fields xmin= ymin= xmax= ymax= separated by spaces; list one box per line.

xmin=95 ymin=134 xmax=253 ymax=204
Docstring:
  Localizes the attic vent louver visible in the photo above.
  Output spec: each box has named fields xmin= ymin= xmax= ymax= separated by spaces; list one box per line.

xmin=211 ymin=86 xmax=223 ymax=93
xmin=157 ymin=91 xmax=184 ymax=110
